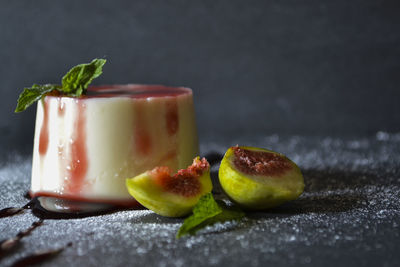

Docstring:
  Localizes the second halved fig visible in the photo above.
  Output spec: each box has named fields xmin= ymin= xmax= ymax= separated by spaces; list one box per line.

xmin=126 ymin=157 xmax=212 ymax=217
xmin=219 ymin=146 xmax=304 ymax=210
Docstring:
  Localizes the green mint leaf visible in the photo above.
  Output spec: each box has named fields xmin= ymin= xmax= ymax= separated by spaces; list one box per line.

xmin=194 ymin=201 xmax=245 ymax=232
xmin=15 ymin=84 xmax=60 ymax=113
xmin=176 ymin=193 xmax=245 ymax=238
xmin=176 ymin=193 xmax=222 ymax=238
xmin=61 ymin=58 xmax=106 ymax=96
xmin=15 ymin=58 xmax=107 ymax=113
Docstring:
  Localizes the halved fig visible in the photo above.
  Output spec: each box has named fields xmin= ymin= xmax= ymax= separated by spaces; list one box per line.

xmin=218 ymin=146 xmax=304 ymax=210
xmin=126 ymin=157 xmax=212 ymax=217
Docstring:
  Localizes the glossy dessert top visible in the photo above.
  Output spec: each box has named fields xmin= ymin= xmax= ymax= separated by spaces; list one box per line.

xmin=45 ymin=84 xmax=193 ymax=99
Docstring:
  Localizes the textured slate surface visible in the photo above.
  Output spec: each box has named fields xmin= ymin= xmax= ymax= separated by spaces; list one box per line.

xmin=1 ymin=133 xmax=400 ymax=267
xmin=1 ymin=0 xmax=400 ymax=152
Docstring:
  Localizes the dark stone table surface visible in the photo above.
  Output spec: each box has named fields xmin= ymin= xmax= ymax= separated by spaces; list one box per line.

xmin=1 ymin=133 xmax=399 ymax=267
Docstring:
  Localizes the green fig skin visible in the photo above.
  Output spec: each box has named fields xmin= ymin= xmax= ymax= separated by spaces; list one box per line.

xmin=126 ymin=157 xmax=212 ymax=217
xmin=219 ymin=146 xmax=304 ymax=210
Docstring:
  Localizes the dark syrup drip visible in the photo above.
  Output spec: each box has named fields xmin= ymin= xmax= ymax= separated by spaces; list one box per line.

xmin=2 ymin=150 xmax=212 ymax=262
xmin=0 ymin=196 xmax=126 ymax=265
xmin=10 ymin=242 xmax=72 ymax=267
xmin=23 ymin=191 xmax=31 ymax=200
xmin=0 ymin=220 xmax=43 ymax=258
xmin=0 ymin=207 xmax=24 ymax=218
xmin=0 ymin=194 xmax=35 ymax=218
xmin=0 ymin=192 xmax=119 ymax=264
xmin=1 ymin=196 xmax=133 ymax=220
xmin=28 ymin=197 xmax=126 ymax=220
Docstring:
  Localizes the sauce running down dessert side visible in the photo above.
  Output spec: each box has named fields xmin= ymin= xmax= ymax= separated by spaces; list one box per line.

xmin=30 ymin=85 xmax=199 ymax=214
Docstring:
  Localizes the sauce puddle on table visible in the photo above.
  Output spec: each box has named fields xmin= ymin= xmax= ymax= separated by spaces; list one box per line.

xmin=1 ymin=192 xmax=136 ymax=220
xmin=28 ymin=196 xmax=126 ymax=219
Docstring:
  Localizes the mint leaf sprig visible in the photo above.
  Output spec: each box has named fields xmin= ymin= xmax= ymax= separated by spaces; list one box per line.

xmin=15 ymin=84 xmax=61 ymax=113
xmin=61 ymin=58 xmax=106 ymax=96
xmin=15 ymin=58 xmax=106 ymax=113
xmin=177 ymin=193 xmax=245 ymax=238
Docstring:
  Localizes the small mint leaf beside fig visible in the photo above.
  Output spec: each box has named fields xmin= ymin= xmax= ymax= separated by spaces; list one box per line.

xmin=177 ymin=193 xmax=245 ymax=238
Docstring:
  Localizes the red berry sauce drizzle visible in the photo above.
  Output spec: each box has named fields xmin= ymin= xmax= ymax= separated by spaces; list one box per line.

xmin=38 ymin=99 xmax=50 ymax=156
xmin=166 ymin=100 xmax=179 ymax=136
xmin=29 ymin=85 xmax=191 ymax=217
xmin=232 ymin=146 xmax=292 ymax=177
xmin=0 ymin=85 xmax=193 ymax=265
xmin=134 ymin=100 xmax=153 ymax=156
xmin=64 ymin=101 xmax=88 ymax=194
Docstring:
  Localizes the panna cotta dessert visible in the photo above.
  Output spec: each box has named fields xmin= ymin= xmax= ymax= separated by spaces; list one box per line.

xmin=30 ymin=84 xmax=199 ymax=206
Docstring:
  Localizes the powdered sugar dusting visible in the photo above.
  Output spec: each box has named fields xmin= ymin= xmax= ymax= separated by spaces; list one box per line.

xmin=1 ymin=133 xmax=399 ymax=266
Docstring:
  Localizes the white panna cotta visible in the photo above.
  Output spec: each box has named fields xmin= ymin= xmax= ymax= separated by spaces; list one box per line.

xmin=31 ymin=85 xmax=199 ymax=206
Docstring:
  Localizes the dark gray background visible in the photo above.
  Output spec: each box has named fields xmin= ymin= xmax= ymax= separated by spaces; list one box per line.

xmin=1 ymin=2 xmax=400 ymax=266
xmin=1 ymin=0 xmax=399 ymax=153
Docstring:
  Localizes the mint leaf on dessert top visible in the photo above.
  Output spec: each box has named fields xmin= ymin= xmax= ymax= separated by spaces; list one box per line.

xmin=176 ymin=193 xmax=245 ymax=238
xmin=15 ymin=84 xmax=60 ymax=113
xmin=15 ymin=58 xmax=106 ymax=113
xmin=62 ymin=58 xmax=106 ymax=97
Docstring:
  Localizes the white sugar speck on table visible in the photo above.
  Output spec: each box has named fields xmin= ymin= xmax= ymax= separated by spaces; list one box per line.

xmin=1 ymin=133 xmax=400 ymax=266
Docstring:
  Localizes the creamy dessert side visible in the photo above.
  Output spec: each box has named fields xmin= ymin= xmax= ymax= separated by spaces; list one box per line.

xmin=30 ymin=85 xmax=199 ymax=206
